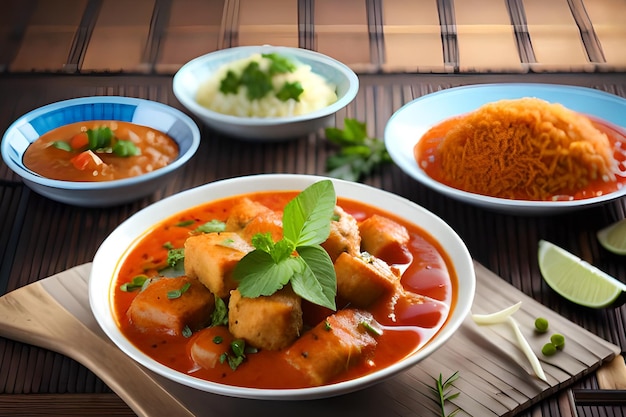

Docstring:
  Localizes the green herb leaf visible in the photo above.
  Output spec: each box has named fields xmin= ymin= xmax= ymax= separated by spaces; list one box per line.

xmin=431 ymin=371 xmax=461 ymax=417
xmin=176 ymin=220 xmax=195 ymax=227
xmin=87 ymin=126 xmax=114 ymax=150
xmin=52 ymin=141 xmax=73 ymax=152
xmin=290 ymin=245 xmax=336 ymax=310
xmin=282 ymin=179 xmax=336 ymax=247
xmin=166 ymin=248 xmax=185 ymax=269
xmin=210 ymin=295 xmax=229 ymax=326
xmin=276 ymin=81 xmax=303 ymax=102
xmin=235 ymin=250 xmax=302 ymax=297
xmin=194 ymin=220 xmax=226 ymax=234
xmin=112 ymin=139 xmax=140 ymax=157
xmin=120 ymin=275 xmax=149 ymax=292
xmin=241 ymin=61 xmax=273 ymax=100
xmin=263 ymin=53 xmax=296 ymax=74
xmin=219 ymin=70 xmax=241 ymax=95
xmin=233 ymin=180 xmax=338 ymax=309
xmin=324 ymin=119 xmax=392 ymax=182
xmin=167 ymin=282 xmax=191 ymax=299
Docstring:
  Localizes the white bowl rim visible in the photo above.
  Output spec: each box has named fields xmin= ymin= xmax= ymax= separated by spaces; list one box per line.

xmin=1 ymin=96 xmax=201 ymax=191
xmin=89 ymin=173 xmax=476 ymax=400
xmin=172 ymin=45 xmax=360 ymax=126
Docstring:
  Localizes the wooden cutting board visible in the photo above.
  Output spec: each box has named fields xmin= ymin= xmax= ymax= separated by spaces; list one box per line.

xmin=0 ymin=262 xmax=619 ymax=417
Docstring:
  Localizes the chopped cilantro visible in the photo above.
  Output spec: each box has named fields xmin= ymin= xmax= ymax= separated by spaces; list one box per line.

xmin=276 ymin=81 xmax=303 ymax=102
xmin=166 ymin=248 xmax=185 ymax=269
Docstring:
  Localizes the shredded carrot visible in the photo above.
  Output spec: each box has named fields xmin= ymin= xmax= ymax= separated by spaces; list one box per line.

xmin=436 ymin=98 xmax=617 ymax=200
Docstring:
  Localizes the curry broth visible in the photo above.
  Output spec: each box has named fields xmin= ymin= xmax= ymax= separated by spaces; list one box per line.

xmin=416 ymin=116 xmax=626 ymax=201
xmin=113 ymin=191 xmax=458 ymax=389
xmin=23 ymin=120 xmax=179 ymax=181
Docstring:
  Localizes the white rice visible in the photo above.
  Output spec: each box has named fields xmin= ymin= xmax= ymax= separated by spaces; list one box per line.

xmin=195 ymin=53 xmax=338 ymax=118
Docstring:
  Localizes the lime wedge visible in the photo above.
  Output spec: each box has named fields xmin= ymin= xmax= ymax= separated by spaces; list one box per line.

xmin=597 ymin=218 xmax=626 ymax=255
xmin=537 ymin=240 xmax=626 ymax=308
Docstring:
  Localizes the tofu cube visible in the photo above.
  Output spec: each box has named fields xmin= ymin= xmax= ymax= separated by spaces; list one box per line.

xmin=184 ymin=232 xmax=253 ymax=298
xmin=284 ymin=309 xmax=378 ymax=386
xmin=225 ymin=198 xmax=274 ymax=232
xmin=127 ymin=276 xmax=214 ymax=336
xmin=321 ymin=206 xmax=361 ymax=261
xmin=228 ymin=286 xmax=303 ymax=351
xmin=359 ymin=214 xmax=411 ymax=264
xmin=189 ymin=326 xmax=235 ymax=370
xmin=240 ymin=210 xmax=283 ymax=243
xmin=334 ymin=252 xmax=401 ymax=307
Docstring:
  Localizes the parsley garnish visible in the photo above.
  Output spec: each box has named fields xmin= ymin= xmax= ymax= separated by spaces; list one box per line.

xmin=233 ymin=180 xmax=337 ymax=310
xmin=277 ymin=81 xmax=304 ymax=102
xmin=166 ymin=248 xmax=185 ymax=269
xmin=325 ymin=119 xmax=392 ymax=182
xmin=218 ymin=53 xmax=304 ymax=102
xmin=263 ymin=53 xmax=296 ymax=74
xmin=430 ymin=372 xmax=461 ymax=417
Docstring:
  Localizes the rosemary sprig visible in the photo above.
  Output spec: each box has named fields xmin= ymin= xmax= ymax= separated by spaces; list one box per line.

xmin=430 ymin=371 xmax=461 ymax=417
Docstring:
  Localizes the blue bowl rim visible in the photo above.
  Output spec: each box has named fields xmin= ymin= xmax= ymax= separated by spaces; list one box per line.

xmin=1 ymin=96 xmax=201 ymax=191
xmin=172 ymin=45 xmax=360 ymax=126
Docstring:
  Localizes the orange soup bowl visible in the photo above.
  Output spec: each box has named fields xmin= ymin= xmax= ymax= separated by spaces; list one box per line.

xmin=1 ymin=96 xmax=200 ymax=207
xmin=89 ymin=174 xmax=476 ymax=400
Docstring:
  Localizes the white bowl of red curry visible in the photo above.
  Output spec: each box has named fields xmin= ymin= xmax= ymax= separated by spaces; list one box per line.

xmin=173 ymin=45 xmax=359 ymax=141
xmin=89 ymin=174 xmax=475 ymax=400
xmin=1 ymin=96 xmax=200 ymax=207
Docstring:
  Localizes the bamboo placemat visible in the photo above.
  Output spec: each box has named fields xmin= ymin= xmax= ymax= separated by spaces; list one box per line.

xmin=1 ymin=0 xmax=625 ymax=74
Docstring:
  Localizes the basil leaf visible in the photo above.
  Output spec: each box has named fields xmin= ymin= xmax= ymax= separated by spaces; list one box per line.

xmin=282 ymin=179 xmax=336 ymax=247
xmin=234 ymin=251 xmax=301 ymax=298
xmin=291 ymin=245 xmax=337 ymax=310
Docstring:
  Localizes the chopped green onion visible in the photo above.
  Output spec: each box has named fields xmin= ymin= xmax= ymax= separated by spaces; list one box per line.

xmin=167 ymin=282 xmax=191 ymax=299
xmin=120 ymin=275 xmax=149 ymax=292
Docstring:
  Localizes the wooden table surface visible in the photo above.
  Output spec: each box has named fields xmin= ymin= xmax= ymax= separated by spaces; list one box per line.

xmin=0 ymin=71 xmax=625 ymax=417
xmin=1 ymin=1 xmax=626 ymax=416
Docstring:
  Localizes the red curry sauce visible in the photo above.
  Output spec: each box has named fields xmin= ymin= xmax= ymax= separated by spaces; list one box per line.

xmin=113 ymin=192 xmax=457 ymax=389
xmin=24 ymin=120 xmax=179 ymax=182
xmin=416 ymin=117 xmax=626 ymax=201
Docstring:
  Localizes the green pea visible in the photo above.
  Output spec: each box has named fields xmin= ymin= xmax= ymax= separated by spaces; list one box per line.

xmin=550 ymin=333 xmax=565 ymax=349
xmin=534 ymin=317 xmax=549 ymax=333
xmin=542 ymin=343 xmax=557 ymax=356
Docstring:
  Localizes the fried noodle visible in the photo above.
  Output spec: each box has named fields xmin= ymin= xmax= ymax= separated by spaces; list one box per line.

xmin=437 ymin=98 xmax=617 ymax=200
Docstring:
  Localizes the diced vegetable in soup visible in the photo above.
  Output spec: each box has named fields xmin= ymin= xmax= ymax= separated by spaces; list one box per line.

xmin=23 ymin=120 xmax=179 ymax=181
xmin=114 ymin=186 xmax=457 ymax=389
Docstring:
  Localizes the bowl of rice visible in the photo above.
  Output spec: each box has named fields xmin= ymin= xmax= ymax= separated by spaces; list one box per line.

xmin=173 ymin=46 xmax=359 ymax=141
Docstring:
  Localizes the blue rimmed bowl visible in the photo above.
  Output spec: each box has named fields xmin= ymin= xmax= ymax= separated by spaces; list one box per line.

xmin=1 ymin=96 xmax=201 ymax=207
